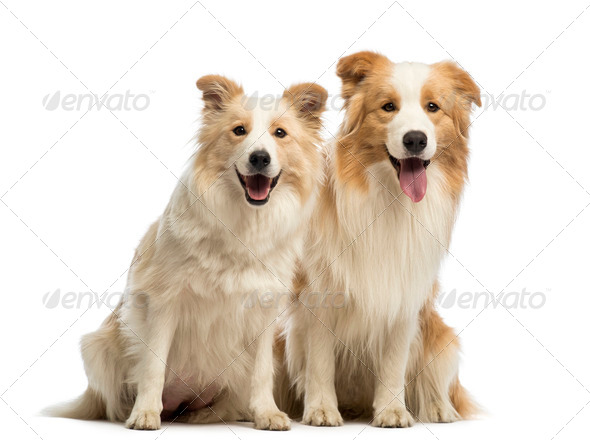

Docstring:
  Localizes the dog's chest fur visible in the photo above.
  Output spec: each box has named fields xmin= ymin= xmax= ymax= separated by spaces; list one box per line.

xmin=313 ymin=162 xmax=455 ymax=332
xmin=123 ymin=179 xmax=307 ymax=390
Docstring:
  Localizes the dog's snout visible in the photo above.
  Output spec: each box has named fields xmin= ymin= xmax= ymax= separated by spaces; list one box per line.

xmin=249 ymin=150 xmax=271 ymax=171
xmin=403 ymin=131 xmax=427 ymax=154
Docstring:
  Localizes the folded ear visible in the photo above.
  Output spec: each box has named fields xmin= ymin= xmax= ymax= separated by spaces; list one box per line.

xmin=336 ymin=51 xmax=389 ymax=100
xmin=435 ymin=61 xmax=482 ymax=108
xmin=283 ymin=83 xmax=328 ymax=126
xmin=196 ymin=75 xmax=243 ymax=111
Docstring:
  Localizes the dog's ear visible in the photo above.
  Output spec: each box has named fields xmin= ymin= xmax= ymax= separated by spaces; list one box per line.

xmin=336 ymin=51 xmax=388 ymax=100
xmin=196 ymin=75 xmax=243 ymax=111
xmin=433 ymin=62 xmax=481 ymax=137
xmin=435 ymin=62 xmax=482 ymax=108
xmin=283 ymin=83 xmax=328 ymax=127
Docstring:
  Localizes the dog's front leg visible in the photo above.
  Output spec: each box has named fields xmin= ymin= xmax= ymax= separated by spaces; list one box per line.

xmin=249 ymin=323 xmax=290 ymax=430
xmin=125 ymin=310 xmax=175 ymax=430
xmin=371 ymin=317 xmax=417 ymax=428
xmin=302 ymin=322 xmax=343 ymax=426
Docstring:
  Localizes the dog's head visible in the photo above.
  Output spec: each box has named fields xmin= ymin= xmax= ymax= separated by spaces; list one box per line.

xmin=336 ymin=51 xmax=481 ymax=202
xmin=194 ymin=75 xmax=327 ymax=211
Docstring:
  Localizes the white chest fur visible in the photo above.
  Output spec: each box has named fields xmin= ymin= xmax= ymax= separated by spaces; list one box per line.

xmin=314 ymin=162 xmax=455 ymax=327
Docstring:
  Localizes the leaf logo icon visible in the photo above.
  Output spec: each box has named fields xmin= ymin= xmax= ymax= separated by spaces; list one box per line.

xmin=440 ymin=289 xmax=457 ymax=309
xmin=42 ymin=91 xmax=61 ymax=111
xmin=43 ymin=289 xmax=61 ymax=309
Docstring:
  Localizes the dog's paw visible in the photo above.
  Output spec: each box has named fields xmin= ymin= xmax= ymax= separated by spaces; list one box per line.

xmin=302 ymin=405 xmax=343 ymax=426
xmin=125 ymin=409 xmax=161 ymax=430
xmin=254 ymin=410 xmax=291 ymax=431
xmin=432 ymin=402 xmax=459 ymax=423
xmin=372 ymin=406 xmax=414 ymax=428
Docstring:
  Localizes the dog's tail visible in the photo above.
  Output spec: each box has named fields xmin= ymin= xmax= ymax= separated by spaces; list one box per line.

xmin=44 ymin=387 xmax=106 ymax=420
xmin=45 ymin=303 xmax=130 ymax=421
xmin=449 ymin=377 xmax=478 ymax=419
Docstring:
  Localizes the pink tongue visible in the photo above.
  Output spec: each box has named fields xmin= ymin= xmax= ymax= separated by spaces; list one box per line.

xmin=399 ymin=158 xmax=427 ymax=203
xmin=245 ymin=174 xmax=272 ymax=200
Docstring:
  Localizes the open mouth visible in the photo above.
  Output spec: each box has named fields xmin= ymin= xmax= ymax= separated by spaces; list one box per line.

xmin=236 ymin=168 xmax=282 ymax=206
xmin=387 ymin=149 xmax=430 ymax=203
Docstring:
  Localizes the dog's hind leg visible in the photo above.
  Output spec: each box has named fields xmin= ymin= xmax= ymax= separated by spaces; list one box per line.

xmin=406 ymin=284 xmax=477 ymax=422
xmin=181 ymin=393 xmax=245 ymax=424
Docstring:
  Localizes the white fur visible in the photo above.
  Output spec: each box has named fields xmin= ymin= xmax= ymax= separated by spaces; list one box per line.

xmin=235 ymin=97 xmax=283 ymax=179
xmin=386 ymin=63 xmax=437 ymax=161
xmin=285 ymin=152 xmax=454 ymax=425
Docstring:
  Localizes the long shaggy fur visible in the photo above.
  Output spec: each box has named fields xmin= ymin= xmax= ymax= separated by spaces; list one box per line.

xmin=282 ymin=51 xmax=481 ymax=426
xmin=48 ymin=76 xmax=327 ymax=431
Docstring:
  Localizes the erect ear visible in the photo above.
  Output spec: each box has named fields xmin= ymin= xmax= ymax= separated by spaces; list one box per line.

xmin=283 ymin=82 xmax=328 ymax=127
xmin=435 ymin=61 xmax=482 ymax=108
xmin=336 ymin=51 xmax=389 ymax=100
xmin=196 ymin=74 xmax=243 ymax=111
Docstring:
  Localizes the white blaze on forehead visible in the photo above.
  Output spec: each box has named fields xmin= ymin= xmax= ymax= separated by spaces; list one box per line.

xmin=235 ymin=94 xmax=282 ymax=177
xmin=391 ymin=62 xmax=431 ymax=101
xmin=243 ymin=94 xmax=281 ymax=134
xmin=386 ymin=62 xmax=437 ymax=161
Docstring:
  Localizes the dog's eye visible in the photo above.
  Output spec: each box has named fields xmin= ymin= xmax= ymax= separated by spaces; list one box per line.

xmin=427 ymin=102 xmax=440 ymax=113
xmin=382 ymin=102 xmax=396 ymax=112
xmin=233 ymin=126 xmax=246 ymax=136
xmin=274 ymin=128 xmax=287 ymax=138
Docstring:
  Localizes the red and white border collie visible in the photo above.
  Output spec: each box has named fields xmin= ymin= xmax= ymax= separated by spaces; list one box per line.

xmin=284 ymin=51 xmax=481 ymax=427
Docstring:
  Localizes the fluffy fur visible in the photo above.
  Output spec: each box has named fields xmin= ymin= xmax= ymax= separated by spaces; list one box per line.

xmin=283 ymin=51 xmax=481 ymax=427
xmin=48 ymin=75 xmax=328 ymax=431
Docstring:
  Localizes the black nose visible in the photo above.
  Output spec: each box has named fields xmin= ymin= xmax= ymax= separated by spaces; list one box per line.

xmin=403 ymin=131 xmax=427 ymax=154
xmin=249 ymin=150 xmax=271 ymax=171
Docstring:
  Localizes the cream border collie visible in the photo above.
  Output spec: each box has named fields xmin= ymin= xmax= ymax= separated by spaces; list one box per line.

xmin=49 ymin=76 xmax=327 ymax=430
xmin=284 ymin=51 xmax=481 ymax=427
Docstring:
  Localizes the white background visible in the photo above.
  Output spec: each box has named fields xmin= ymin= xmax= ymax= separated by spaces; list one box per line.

xmin=1 ymin=0 xmax=589 ymax=439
